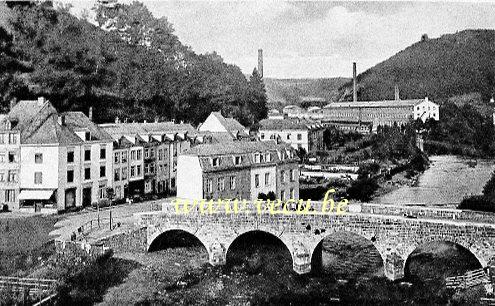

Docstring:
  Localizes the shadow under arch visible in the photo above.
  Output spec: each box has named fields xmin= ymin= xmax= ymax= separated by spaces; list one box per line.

xmin=310 ymin=231 xmax=384 ymax=278
xmin=148 ymin=229 xmax=208 ymax=254
xmin=225 ymin=230 xmax=293 ymax=272
xmin=404 ymin=240 xmax=483 ymax=281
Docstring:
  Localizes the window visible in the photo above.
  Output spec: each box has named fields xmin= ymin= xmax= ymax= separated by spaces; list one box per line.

xmin=98 ymin=185 xmax=106 ymax=199
xmin=230 ymin=176 xmax=236 ymax=190
xmin=212 ymin=157 xmax=220 ymax=167
xmin=122 ymin=167 xmax=128 ymax=180
xmin=100 ymin=166 xmax=106 ymax=178
xmin=137 ymin=165 xmax=142 ymax=176
xmin=5 ymin=190 xmax=16 ymax=202
xmin=114 ymin=169 xmax=120 ymax=181
xmin=255 ymin=174 xmax=260 ymax=188
xmin=67 ymin=170 xmax=74 ymax=183
xmin=67 ymin=151 xmax=74 ymax=163
xmin=8 ymin=152 xmax=16 ymax=163
xmin=171 ymin=178 xmax=175 ymax=188
xmin=84 ymin=149 xmax=91 ymax=161
xmin=100 ymin=147 xmax=106 ymax=159
xmin=114 ymin=152 xmax=120 ymax=164
xmin=0 ymin=172 xmax=4 ymax=182
xmin=287 ymin=134 xmax=291 ymax=140
xmin=85 ymin=131 xmax=91 ymax=141
xmin=131 ymin=150 xmax=136 ymax=161
xmin=35 ymin=153 xmax=43 ymax=164
xmin=145 ymin=148 xmax=150 ymax=159
xmin=206 ymin=179 xmax=213 ymax=193
xmin=290 ymin=169 xmax=296 ymax=182
xmin=130 ymin=166 xmax=136 ymax=178
xmin=84 ymin=168 xmax=91 ymax=180
xmin=150 ymin=148 xmax=155 ymax=158
xmin=137 ymin=149 xmax=142 ymax=160
xmin=265 ymin=153 xmax=271 ymax=162
xmin=297 ymin=134 xmax=302 ymax=140
xmin=265 ymin=173 xmax=270 ymax=186
xmin=122 ymin=151 xmax=128 ymax=163
xmin=217 ymin=177 xmax=225 ymax=191
xmin=281 ymin=190 xmax=286 ymax=201
xmin=8 ymin=133 xmax=17 ymax=144
xmin=290 ymin=188 xmax=295 ymax=199
xmin=115 ymin=186 xmax=121 ymax=197
xmin=0 ymin=134 xmax=4 ymax=144
xmin=281 ymin=170 xmax=285 ymax=183
xmin=0 ymin=153 xmax=4 ymax=163
xmin=158 ymin=149 xmax=163 ymax=161
xmin=34 ymin=172 xmax=42 ymax=184
xmin=254 ymin=153 xmax=262 ymax=163
xmin=144 ymin=164 xmax=149 ymax=174
xmin=150 ymin=164 xmax=155 ymax=174
xmin=234 ymin=156 xmax=242 ymax=165
xmin=261 ymin=133 xmax=265 ymax=140
xmin=8 ymin=171 xmax=17 ymax=182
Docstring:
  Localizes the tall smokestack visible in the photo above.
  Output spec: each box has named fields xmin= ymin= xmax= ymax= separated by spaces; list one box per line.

xmin=394 ymin=84 xmax=400 ymax=101
xmin=258 ymin=49 xmax=263 ymax=78
xmin=353 ymin=62 xmax=357 ymax=102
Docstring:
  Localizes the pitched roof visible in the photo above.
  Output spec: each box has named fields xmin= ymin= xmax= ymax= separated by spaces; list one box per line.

xmin=184 ymin=140 xmax=293 ymax=157
xmin=23 ymin=114 xmax=83 ymax=145
xmin=0 ymin=99 xmax=49 ymax=132
xmin=259 ymin=118 xmax=323 ymax=130
xmin=99 ymin=122 xmax=197 ymax=139
xmin=62 ymin=112 xmax=113 ymax=142
xmin=209 ymin=112 xmax=248 ymax=138
xmin=323 ymin=99 xmax=426 ymax=109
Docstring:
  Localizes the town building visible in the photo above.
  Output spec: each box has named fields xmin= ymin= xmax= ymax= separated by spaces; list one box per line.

xmin=0 ymin=97 xmax=114 ymax=212
xmin=100 ymin=121 xmax=211 ymax=197
xmin=320 ymin=97 xmax=439 ymax=132
xmin=177 ymin=141 xmax=299 ymax=201
xmin=257 ymin=118 xmax=325 ymax=153
xmin=198 ymin=112 xmax=250 ymax=142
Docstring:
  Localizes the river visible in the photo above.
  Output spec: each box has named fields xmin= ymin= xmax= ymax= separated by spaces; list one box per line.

xmin=374 ymin=155 xmax=494 ymax=207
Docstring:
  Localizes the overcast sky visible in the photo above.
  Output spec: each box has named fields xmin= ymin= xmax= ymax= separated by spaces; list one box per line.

xmin=63 ymin=1 xmax=495 ymax=79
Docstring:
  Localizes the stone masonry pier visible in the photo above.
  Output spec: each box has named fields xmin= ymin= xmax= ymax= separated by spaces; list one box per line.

xmin=135 ymin=202 xmax=495 ymax=283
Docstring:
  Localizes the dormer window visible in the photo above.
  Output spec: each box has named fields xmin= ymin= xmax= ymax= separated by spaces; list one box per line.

xmin=265 ymin=153 xmax=271 ymax=162
xmin=234 ymin=155 xmax=242 ymax=165
xmin=85 ymin=131 xmax=91 ymax=141
xmin=212 ymin=157 xmax=220 ymax=167
xmin=254 ymin=153 xmax=261 ymax=163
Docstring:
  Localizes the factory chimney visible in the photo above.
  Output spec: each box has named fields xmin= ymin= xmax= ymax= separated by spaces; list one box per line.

xmin=394 ymin=84 xmax=400 ymax=101
xmin=353 ymin=62 xmax=357 ymax=102
xmin=258 ymin=49 xmax=263 ymax=78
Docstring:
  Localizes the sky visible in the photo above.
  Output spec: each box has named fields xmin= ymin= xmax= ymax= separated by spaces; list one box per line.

xmin=61 ymin=1 xmax=495 ymax=79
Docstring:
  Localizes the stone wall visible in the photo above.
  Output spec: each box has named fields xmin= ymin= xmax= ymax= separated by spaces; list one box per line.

xmin=99 ymin=227 xmax=148 ymax=253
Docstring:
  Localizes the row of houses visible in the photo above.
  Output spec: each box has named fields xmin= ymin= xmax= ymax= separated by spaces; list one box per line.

xmin=0 ymin=98 xmax=301 ymax=213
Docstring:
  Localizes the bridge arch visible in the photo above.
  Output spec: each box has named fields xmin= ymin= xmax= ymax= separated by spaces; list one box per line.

xmin=309 ymin=230 xmax=385 ymax=276
xmin=403 ymin=237 xmax=487 ymax=271
xmin=225 ymin=230 xmax=295 ymax=269
xmin=147 ymin=227 xmax=209 ymax=253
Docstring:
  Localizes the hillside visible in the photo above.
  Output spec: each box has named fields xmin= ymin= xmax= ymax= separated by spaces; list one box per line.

xmin=339 ymin=30 xmax=495 ymax=103
xmin=264 ymin=77 xmax=350 ymax=108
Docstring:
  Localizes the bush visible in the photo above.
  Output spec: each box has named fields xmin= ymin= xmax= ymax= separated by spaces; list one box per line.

xmin=458 ymin=195 xmax=495 ymax=213
xmin=346 ymin=178 xmax=379 ymax=202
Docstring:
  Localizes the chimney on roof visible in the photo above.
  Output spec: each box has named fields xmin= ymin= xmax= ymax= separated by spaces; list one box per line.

xmin=144 ymin=120 xmax=147 ymax=124
xmin=9 ymin=98 xmax=17 ymax=110
xmin=88 ymin=107 xmax=93 ymax=121
xmin=155 ymin=117 xmax=159 ymax=123
xmin=258 ymin=49 xmax=263 ymax=78
xmin=115 ymin=116 xmax=119 ymax=124
xmin=38 ymin=96 xmax=45 ymax=105
xmin=58 ymin=115 xmax=66 ymax=126
xmin=394 ymin=84 xmax=400 ymax=101
xmin=180 ymin=120 xmax=184 ymax=124
xmin=353 ymin=62 xmax=357 ymax=102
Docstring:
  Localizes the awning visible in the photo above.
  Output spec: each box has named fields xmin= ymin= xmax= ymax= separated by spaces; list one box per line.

xmin=18 ymin=190 xmax=54 ymax=200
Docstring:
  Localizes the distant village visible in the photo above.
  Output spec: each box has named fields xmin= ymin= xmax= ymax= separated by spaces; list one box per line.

xmin=0 ymin=52 xmax=440 ymax=214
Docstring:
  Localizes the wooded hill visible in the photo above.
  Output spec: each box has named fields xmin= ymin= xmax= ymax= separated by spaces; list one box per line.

xmin=0 ymin=1 xmax=267 ymax=126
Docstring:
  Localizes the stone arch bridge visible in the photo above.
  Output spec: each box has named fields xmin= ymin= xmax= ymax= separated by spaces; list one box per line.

xmin=135 ymin=203 xmax=495 ymax=281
